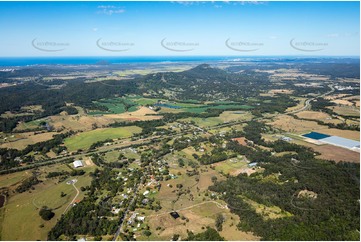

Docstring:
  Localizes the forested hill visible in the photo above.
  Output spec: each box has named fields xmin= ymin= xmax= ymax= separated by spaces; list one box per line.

xmin=138 ymin=64 xmax=270 ymax=101
xmin=0 ymin=64 xmax=270 ymax=132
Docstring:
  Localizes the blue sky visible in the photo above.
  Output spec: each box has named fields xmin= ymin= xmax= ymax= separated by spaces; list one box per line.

xmin=0 ymin=1 xmax=359 ymax=56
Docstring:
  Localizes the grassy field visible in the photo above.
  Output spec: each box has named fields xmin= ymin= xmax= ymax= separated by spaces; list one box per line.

xmin=268 ymin=115 xmax=326 ymax=134
xmin=218 ymin=111 xmax=253 ymax=122
xmin=64 ymin=126 xmax=142 ymax=151
xmin=0 ymin=163 xmax=95 ymax=240
xmin=90 ymin=97 xmax=139 ymax=115
xmin=0 ymin=132 xmax=57 ymax=150
xmin=212 ymin=157 xmax=248 ymax=175
xmin=329 ymin=105 xmax=360 ymax=117
xmin=0 ymin=171 xmax=32 ymax=189
xmin=14 ymin=119 xmax=46 ymax=131
xmin=181 ymin=117 xmax=223 ymax=127
xmin=184 ymin=104 xmax=253 ymax=114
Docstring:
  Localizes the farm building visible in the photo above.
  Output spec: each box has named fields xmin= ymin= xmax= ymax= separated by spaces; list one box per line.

xmin=73 ymin=160 xmax=84 ymax=168
xmin=319 ymin=136 xmax=360 ymax=150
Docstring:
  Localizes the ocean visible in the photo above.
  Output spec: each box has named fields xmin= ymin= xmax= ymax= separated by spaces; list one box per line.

xmin=0 ymin=56 xmax=231 ymax=67
xmin=0 ymin=56 xmax=357 ymax=67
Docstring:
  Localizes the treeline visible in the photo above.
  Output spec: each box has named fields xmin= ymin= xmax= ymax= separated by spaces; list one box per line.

xmin=208 ymin=118 xmax=359 ymax=240
xmin=250 ymin=95 xmax=298 ymax=115
xmin=185 ymin=227 xmax=224 ymax=241
xmin=209 ymin=157 xmax=360 ymax=240
xmin=310 ymin=97 xmax=335 ymax=114
xmin=16 ymin=176 xmax=41 ymax=193
xmin=199 ymin=148 xmax=231 ymax=165
xmin=48 ymin=197 xmax=119 ymax=240
xmin=89 ymin=139 xmax=113 ymax=150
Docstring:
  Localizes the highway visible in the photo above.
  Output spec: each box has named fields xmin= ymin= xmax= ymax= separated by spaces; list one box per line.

xmin=287 ymin=84 xmax=335 ymax=114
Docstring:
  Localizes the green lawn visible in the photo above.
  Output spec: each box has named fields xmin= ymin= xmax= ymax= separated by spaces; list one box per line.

xmin=181 ymin=117 xmax=223 ymax=127
xmin=214 ymin=158 xmax=248 ymax=175
xmin=64 ymin=126 xmax=142 ymax=151
xmin=89 ymin=97 xmax=139 ymax=115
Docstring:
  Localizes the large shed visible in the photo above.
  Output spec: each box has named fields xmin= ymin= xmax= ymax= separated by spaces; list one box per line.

xmin=319 ymin=136 xmax=360 ymax=150
xmin=73 ymin=160 xmax=84 ymax=168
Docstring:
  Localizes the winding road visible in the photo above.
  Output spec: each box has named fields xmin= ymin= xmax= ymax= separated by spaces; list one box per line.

xmin=63 ymin=180 xmax=79 ymax=214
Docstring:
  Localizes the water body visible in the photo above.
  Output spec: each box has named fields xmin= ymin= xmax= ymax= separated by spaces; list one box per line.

xmin=154 ymin=103 xmax=182 ymax=109
xmin=0 ymin=56 xmax=229 ymax=67
xmin=0 ymin=56 xmax=349 ymax=67
xmin=302 ymin=132 xmax=331 ymax=140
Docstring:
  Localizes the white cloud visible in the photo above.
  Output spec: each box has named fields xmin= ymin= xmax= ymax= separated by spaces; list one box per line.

xmin=326 ymin=33 xmax=340 ymax=38
xmin=97 ymin=5 xmax=125 ymax=15
xmin=326 ymin=32 xmax=359 ymax=38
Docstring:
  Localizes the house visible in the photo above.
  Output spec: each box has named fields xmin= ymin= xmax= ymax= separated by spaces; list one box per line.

xmin=280 ymin=136 xmax=292 ymax=142
xmin=137 ymin=216 xmax=145 ymax=222
xmin=14 ymin=157 xmax=23 ymax=163
xmin=128 ymin=213 xmax=138 ymax=225
xmin=73 ymin=160 xmax=83 ymax=168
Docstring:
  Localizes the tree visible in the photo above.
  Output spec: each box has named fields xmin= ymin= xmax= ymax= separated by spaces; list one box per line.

xmin=172 ymin=234 xmax=180 ymax=241
xmin=94 ymin=236 xmax=102 ymax=241
xmin=215 ymin=213 xmax=225 ymax=231
xmin=39 ymin=206 xmax=55 ymax=221
xmin=143 ymin=230 xmax=152 ymax=237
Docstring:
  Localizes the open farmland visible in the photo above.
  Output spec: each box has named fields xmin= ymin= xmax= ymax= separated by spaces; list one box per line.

xmin=329 ymin=105 xmax=360 ymax=117
xmin=0 ymin=163 xmax=94 ymax=240
xmin=64 ymin=126 xmax=142 ymax=151
xmin=313 ymin=144 xmax=360 ymax=163
xmin=0 ymin=132 xmax=57 ymax=150
xmin=218 ymin=111 xmax=253 ymax=122
xmin=268 ymin=115 xmax=326 ymax=134
xmin=141 ymin=201 xmax=259 ymax=241
xmin=295 ymin=111 xmax=343 ymax=125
